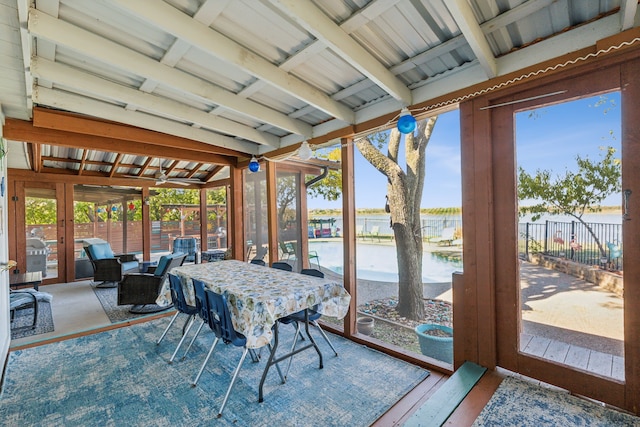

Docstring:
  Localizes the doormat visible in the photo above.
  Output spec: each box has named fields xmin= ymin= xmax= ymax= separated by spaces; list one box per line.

xmin=472 ymin=376 xmax=640 ymax=426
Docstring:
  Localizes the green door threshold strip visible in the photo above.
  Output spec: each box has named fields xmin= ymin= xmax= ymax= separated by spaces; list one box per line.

xmin=404 ymin=361 xmax=487 ymax=427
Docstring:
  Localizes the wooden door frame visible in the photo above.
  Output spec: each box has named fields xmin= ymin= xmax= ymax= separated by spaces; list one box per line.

xmin=9 ymin=180 xmax=68 ymax=285
xmin=485 ymin=60 xmax=639 ymax=412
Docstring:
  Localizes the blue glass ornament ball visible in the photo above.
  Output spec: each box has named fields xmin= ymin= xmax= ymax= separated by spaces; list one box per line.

xmin=397 ymin=114 xmax=417 ymax=134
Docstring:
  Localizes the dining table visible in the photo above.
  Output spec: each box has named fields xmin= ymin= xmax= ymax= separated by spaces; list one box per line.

xmin=157 ymin=259 xmax=351 ymax=401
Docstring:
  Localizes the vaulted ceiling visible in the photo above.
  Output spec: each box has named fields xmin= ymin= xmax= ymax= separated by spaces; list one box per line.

xmin=0 ymin=0 xmax=638 ymax=186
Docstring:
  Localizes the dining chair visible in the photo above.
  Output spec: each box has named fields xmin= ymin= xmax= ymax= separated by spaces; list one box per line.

xmin=179 ymin=278 xmax=210 ymax=361
xmin=278 ymin=268 xmax=338 ymax=378
xmin=156 ymin=274 xmax=199 ymax=363
xmin=271 ymin=261 xmax=293 ymax=271
xmin=250 ymin=258 xmax=266 ymax=266
xmin=192 ymin=289 xmax=263 ymax=417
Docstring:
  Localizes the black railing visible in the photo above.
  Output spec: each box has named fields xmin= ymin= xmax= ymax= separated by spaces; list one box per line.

xmin=519 ymin=220 xmax=622 ymax=271
xmin=421 ymin=218 xmax=463 ymax=240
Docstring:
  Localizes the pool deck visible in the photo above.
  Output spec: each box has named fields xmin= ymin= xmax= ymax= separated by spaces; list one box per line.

xmin=317 ymin=245 xmax=624 ymax=380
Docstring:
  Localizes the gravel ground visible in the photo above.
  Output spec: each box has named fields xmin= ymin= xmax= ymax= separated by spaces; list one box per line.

xmin=357 ymin=298 xmax=452 ymax=354
xmin=320 ymin=268 xmax=454 ymax=355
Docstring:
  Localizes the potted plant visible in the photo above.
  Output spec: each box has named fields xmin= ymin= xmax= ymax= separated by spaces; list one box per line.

xmin=356 ymin=316 xmax=375 ymax=335
xmin=415 ymin=324 xmax=453 ymax=364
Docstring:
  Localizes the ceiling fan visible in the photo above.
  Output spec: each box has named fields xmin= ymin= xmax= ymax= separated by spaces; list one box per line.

xmin=125 ymin=159 xmax=202 ymax=186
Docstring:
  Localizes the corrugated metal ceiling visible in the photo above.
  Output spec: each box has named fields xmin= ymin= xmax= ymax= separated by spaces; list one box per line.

xmin=0 ymin=0 xmax=636 ymax=186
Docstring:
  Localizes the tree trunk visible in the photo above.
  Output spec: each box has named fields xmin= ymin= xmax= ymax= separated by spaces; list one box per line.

xmin=355 ymin=117 xmax=437 ymax=321
xmin=393 ymin=219 xmax=424 ymax=319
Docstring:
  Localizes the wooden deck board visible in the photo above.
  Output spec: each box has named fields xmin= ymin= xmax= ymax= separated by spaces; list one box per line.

xmin=544 ymin=339 xmax=570 ymax=363
xmin=523 ymin=335 xmax=551 ymax=357
xmin=565 ymin=345 xmax=590 ymax=370
xmin=587 ymin=350 xmax=613 ymax=377
xmin=521 ymin=335 xmax=624 ymax=382
xmin=611 ymin=356 xmax=625 ymax=381
xmin=520 ymin=333 xmax=533 ymax=350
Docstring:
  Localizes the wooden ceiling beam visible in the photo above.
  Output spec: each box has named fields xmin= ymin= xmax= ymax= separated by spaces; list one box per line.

xmin=109 ymin=153 xmax=124 ymax=178
xmin=78 ymin=149 xmax=89 ymax=175
xmin=137 ymin=157 xmax=155 ymax=177
xmin=32 ymin=107 xmax=247 ymax=158
xmin=204 ymin=165 xmax=224 ymax=182
xmin=9 ymin=168 xmax=202 ymax=189
xmin=186 ymin=163 xmax=203 ymax=179
xmin=30 ymin=142 xmax=41 ymax=172
xmin=164 ymin=160 xmax=179 ymax=175
xmin=4 ymin=119 xmax=233 ymax=166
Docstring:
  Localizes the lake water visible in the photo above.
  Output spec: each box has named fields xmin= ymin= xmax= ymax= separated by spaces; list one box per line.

xmin=309 ymin=240 xmax=462 ymax=283
xmin=311 ymin=212 xmax=623 ymax=237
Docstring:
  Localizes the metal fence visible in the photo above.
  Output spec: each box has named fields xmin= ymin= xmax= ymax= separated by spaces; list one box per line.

xmin=519 ymin=220 xmax=623 ymax=270
xmin=354 ymin=216 xmax=463 ymax=240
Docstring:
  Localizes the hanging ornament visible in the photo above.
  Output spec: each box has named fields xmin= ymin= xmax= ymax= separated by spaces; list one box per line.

xmin=397 ymin=107 xmax=417 ymax=134
xmin=111 ymin=205 xmax=118 ymax=212
xmin=248 ymin=156 xmax=260 ymax=172
xmin=128 ymin=202 xmax=135 ymax=211
xmin=298 ymin=141 xmax=313 ymax=160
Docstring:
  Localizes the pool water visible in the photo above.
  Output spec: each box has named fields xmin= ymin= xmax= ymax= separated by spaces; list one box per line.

xmin=309 ymin=241 xmax=462 ymax=283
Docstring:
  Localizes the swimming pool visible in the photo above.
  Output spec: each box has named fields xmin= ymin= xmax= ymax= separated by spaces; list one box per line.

xmin=309 ymin=240 xmax=463 ymax=283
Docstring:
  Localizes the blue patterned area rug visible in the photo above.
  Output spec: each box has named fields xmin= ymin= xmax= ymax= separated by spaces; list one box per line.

xmin=91 ymin=284 xmax=173 ymax=323
xmin=10 ymin=302 xmax=54 ymax=340
xmin=472 ymin=376 xmax=640 ymax=426
xmin=1 ymin=318 xmax=429 ymax=426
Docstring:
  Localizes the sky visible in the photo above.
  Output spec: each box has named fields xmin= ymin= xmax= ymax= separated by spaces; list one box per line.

xmin=307 ymin=91 xmax=622 ymax=210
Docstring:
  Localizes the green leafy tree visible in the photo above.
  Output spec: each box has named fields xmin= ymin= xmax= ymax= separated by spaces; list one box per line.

xmin=518 ymin=146 xmax=621 ymax=257
xmin=356 ymin=118 xmax=438 ymax=320
xmin=307 ymin=148 xmax=342 ymax=201
xmin=74 ymin=201 xmax=97 ymax=223
xmin=276 ymin=150 xmax=343 ymax=230
xmin=276 ymin=175 xmax=297 ymax=230
xmin=149 ymin=188 xmax=200 ymax=221
xmin=25 ymin=198 xmax=56 ymax=225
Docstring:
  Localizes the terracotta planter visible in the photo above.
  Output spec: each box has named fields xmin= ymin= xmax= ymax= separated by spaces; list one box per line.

xmin=415 ymin=324 xmax=453 ymax=364
xmin=357 ymin=316 xmax=375 ymax=335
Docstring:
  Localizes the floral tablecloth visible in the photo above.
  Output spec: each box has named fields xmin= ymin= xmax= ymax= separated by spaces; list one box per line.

xmin=157 ymin=260 xmax=351 ymax=348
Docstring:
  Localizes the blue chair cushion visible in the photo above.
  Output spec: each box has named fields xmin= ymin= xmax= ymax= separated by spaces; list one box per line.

xmin=154 ymin=255 xmax=171 ymax=277
xmin=87 ymin=243 xmax=115 ymax=260
xmin=121 ymin=260 xmax=140 ymax=273
xmin=173 ymin=238 xmax=197 ymax=262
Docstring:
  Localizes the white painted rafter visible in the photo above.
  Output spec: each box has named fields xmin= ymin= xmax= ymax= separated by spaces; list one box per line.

xmin=445 ymin=0 xmax=497 ymax=79
xmin=31 ymin=58 xmax=279 ymax=147
xmin=619 ymin=0 xmax=638 ymax=31
xmin=269 ymin=0 xmax=412 ymax=106
xmin=28 ymin=8 xmax=312 ymax=138
xmin=111 ymin=0 xmax=355 ymax=124
xmin=33 ymin=87 xmax=259 ymax=155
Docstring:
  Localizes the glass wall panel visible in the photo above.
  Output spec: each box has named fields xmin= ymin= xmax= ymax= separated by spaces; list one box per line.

xmin=73 ymin=185 xmax=143 ymax=278
xmin=306 ymin=142 xmax=344 ymax=331
xmin=24 ymin=188 xmax=58 ymax=280
xmin=276 ymin=169 xmax=300 ymax=270
xmin=205 ymin=186 xmax=228 ymax=250
xmin=244 ymin=168 xmax=268 ymax=262
xmin=148 ymin=188 xmax=201 ymax=262
xmin=353 ymin=110 xmax=460 ymax=366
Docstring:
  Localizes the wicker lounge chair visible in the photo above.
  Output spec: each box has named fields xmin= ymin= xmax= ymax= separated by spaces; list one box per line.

xmin=117 ymin=252 xmax=187 ymax=313
xmin=85 ymin=242 xmax=140 ymax=288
